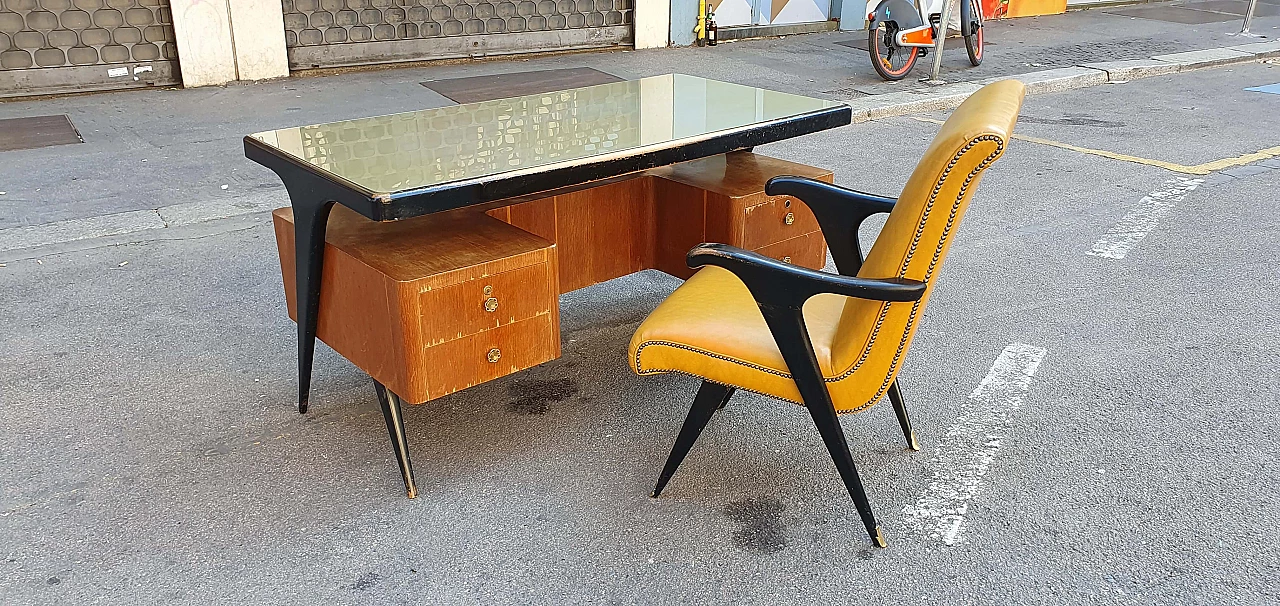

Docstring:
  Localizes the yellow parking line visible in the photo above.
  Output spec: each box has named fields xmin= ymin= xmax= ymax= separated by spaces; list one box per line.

xmin=1012 ymin=132 xmax=1200 ymax=173
xmin=909 ymin=116 xmax=1280 ymax=175
xmin=1192 ymin=146 xmax=1280 ymax=173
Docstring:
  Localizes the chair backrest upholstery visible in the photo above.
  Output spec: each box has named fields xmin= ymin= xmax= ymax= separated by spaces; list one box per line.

xmin=828 ymin=80 xmax=1025 ymax=411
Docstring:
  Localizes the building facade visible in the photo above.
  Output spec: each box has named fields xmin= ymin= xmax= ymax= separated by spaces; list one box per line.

xmin=0 ymin=0 xmax=1063 ymax=97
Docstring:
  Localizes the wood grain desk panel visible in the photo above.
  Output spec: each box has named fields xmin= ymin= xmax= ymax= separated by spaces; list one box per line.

xmin=271 ymin=151 xmax=832 ymax=404
xmin=274 ymin=206 xmax=561 ymax=404
xmin=484 ymin=151 xmax=832 ymax=289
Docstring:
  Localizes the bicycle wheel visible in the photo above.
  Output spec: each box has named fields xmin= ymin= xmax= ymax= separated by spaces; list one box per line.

xmin=963 ymin=0 xmax=984 ymax=66
xmin=869 ymin=21 xmax=919 ymax=81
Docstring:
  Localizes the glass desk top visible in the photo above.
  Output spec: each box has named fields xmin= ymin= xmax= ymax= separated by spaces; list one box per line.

xmin=248 ymin=74 xmax=845 ymax=197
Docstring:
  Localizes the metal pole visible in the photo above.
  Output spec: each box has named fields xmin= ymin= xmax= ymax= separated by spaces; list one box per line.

xmin=1240 ymin=0 xmax=1259 ymax=35
xmin=926 ymin=0 xmax=957 ymax=83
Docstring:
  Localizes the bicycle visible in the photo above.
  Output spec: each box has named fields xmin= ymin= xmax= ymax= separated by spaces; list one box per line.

xmin=865 ymin=0 xmax=984 ymax=81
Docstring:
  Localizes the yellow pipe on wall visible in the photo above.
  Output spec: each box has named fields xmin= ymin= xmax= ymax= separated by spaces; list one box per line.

xmin=695 ymin=0 xmax=706 ymax=41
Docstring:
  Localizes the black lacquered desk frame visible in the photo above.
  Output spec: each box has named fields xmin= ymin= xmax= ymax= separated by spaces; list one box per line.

xmin=244 ymin=77 xmax=851 ymax=413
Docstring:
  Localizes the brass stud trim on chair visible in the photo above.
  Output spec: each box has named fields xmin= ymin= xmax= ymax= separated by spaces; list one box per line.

xmin=829 ymin=136 xmax=1005 ymax=392
xmin=854 ymin=135 xmax=1005 ymax=412
xmin=821 ymin=135 xmax=1006 ymax=412
xmin=635 ymin=340 xmax=792 ymax=379
xmin=632 ymin=136 xmax=1006 ymax=415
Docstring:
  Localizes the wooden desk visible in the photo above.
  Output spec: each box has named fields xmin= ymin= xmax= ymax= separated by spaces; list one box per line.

xmin=245 ymin=74 xmax=851 ymax=414
xmin=269 ymin=150 xmax=833 ymax=406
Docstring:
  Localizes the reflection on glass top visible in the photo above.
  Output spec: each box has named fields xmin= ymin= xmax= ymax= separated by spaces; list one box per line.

xmin=249 ymin=74 xmax=844 ymax=196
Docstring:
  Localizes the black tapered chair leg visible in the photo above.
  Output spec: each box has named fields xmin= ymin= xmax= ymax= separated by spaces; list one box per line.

xmin=374 ymin=382 xmax=419 ymax=499
xmin=652 ymin=381 xmax=734 ymax=497
xmin=806 ymin=398 xmax=887 ymax=548
xmin=887 ymin=379 xmax=920 ymax=451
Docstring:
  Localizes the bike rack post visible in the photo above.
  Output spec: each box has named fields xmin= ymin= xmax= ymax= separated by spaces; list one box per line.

xmin=1240 ymin=0 xmax=1260 ymax=36
xmin=925 ymin=0 xmax=957 ymax=83
xmin=1228 ymin=0 xmax=1263 ymax=37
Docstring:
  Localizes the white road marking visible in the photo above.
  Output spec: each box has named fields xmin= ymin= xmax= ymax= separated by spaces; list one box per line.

xmin=902 ymin=342 xmax=1047 ymax=546
xmin=1087 ymin=177 xmax=1204 ymax=259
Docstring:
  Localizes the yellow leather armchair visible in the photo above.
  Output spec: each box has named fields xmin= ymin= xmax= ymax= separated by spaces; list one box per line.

xmin=628 ymin=80 xmax=1026 ymax=547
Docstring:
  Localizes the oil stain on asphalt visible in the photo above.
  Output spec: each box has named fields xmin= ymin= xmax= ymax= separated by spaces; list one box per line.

xmin=724 ymin=497 xmax=788 ymax=553
xmin=352 ymin=572 xmax=380 ymax=591
xmin=507 ymin=377 xmax=579 ymax=415
xmin=1017 ymin=115 xmax=1126 ymax=128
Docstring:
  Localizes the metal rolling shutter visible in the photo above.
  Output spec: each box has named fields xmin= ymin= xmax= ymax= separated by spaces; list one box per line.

xmin=0 ymin=0 xmax=178 ymax=98
xmin=283 ymin=0 xmax=634 ymax=70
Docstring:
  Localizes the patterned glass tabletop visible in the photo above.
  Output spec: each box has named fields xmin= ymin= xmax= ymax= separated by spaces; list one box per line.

xmin=248 ymin=74 xmax=844 ymax=197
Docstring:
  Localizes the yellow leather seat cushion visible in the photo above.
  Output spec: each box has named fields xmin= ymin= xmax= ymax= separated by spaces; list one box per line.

xmin=629 ymin=265 xmax=850 ymax=405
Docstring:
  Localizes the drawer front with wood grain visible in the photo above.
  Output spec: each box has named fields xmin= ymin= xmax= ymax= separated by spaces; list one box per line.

xmin=739 ymin=195 xmax=822 ymax=250
xmin=421 ymin=313 xmax=560 ymax=401
xmin=418 ymin=259 xmax=557 ymax=346
xmin=752 ymin=231 xmax=827 ymax=270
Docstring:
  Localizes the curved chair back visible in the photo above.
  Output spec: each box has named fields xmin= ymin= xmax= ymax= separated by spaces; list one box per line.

xmin=830 ymin=80 xmax=1025 ymax=409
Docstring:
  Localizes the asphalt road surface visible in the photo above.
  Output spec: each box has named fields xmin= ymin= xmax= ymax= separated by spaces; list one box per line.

xmin=2 ymin=64 xmax=1278 ymax=604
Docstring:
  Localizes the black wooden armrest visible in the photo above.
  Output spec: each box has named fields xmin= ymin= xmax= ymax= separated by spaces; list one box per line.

xmin=765 ymin=176 xmax=898 ymax=275
xmin=687 ymin=243 xmax=925 ymax=311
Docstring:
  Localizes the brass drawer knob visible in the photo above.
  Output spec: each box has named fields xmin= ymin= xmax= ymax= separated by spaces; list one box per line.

xmin=782 ymin=256 xmax=792 ymax=263
xmin=784 ymin=212 xmax=795 ymax=225
xmin=483 ymin=285 xmax=493 ymax=296
xmin=486 ymin=348 xmax=501 ymax=363
xmin=483 ymin=297 xmax=499 ymax=312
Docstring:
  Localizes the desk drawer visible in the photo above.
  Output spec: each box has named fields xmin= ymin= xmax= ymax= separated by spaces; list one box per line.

xmin=420 ymin=313 xmax=560 ymax=401
xmin=273 ymin=206 xmax=562 ymax=405
xmin=739 ymin=195 xmax=821 ymax=250
xmin=752 ymin=231 xmax=827 ymax=270
xmin=418 ymin=260 xmax=557 ymax=346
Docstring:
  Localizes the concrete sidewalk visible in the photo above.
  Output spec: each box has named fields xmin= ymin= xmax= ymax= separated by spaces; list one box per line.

xmin=1 ymin=0 xmax=1279 ymax=253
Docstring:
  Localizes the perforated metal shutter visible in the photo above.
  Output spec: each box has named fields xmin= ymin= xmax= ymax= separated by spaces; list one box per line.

xmin=0 ymin=0 xmax=178 ymax=98
xmin=282 ymin=0 xmax=634 ymax=70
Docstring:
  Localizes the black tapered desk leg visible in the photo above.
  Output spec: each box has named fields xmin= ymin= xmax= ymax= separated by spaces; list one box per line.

xmin=375 ymin=382 xmax=419 ymax=499
xmin=292 ymin=198 xmax=334 ymax=414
